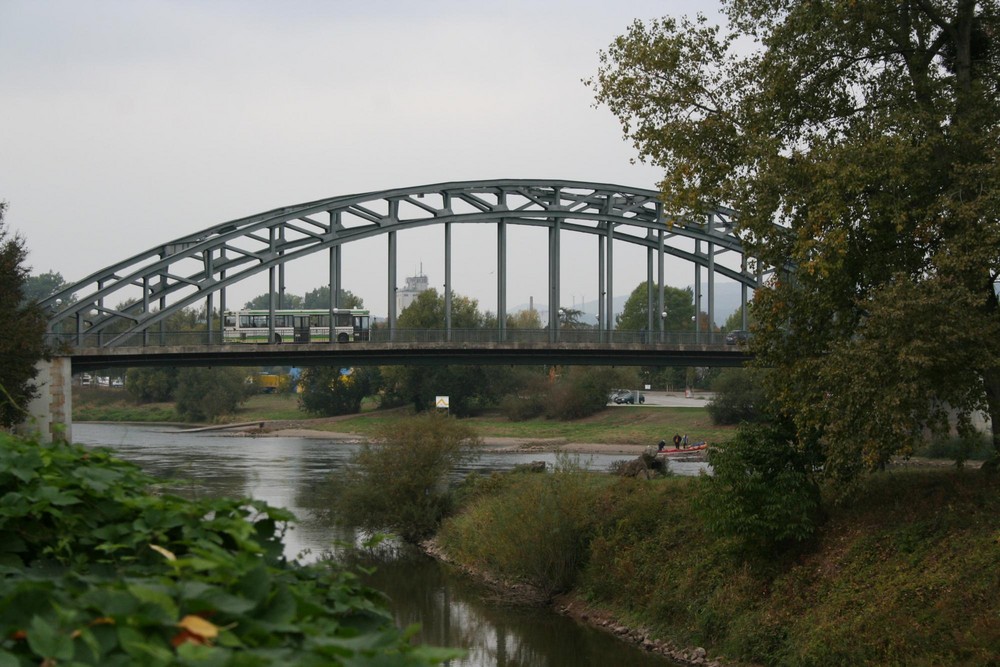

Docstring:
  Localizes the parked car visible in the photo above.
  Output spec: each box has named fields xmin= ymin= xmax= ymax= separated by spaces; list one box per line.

xmin=725 ymin=329 xmax=751 ymax=345
xmin=608 ymin=389 xmax=628 ymax=404
xmin=615 ymin=390 xmax=645 ymax=404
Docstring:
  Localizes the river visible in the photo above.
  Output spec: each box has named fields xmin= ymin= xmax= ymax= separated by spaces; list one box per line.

xmin=75 ymin=423 xmax=704 ymax=666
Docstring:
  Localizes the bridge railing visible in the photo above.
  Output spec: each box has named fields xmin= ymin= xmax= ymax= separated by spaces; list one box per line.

xmin=44 ymin=328 xmax=729 ymax=349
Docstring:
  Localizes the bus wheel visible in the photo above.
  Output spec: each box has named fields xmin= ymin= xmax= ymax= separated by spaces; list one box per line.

xmin=337 ymin=332 xmax=350 ymax=343
xmin=273 ymin=334 xmax=282 ymax=344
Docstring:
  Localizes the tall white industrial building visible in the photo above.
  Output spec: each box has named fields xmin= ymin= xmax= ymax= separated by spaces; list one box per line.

xmin=396 ymin=272 xmax=429 ymax=313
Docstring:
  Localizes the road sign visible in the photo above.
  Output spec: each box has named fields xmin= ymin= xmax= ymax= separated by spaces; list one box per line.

xmin=435 ymin=396 xmax=449 ymax=409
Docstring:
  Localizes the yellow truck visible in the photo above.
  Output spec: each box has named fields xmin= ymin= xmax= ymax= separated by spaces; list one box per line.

xmin=247 ymin=373 xmax=283 ymax=394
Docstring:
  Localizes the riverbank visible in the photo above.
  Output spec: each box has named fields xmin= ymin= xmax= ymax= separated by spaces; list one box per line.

xmin=257 ymin=423 xmax=668 ymax=457
xmin=433 ymin=466 xmax=1000 ymax=666
xmin=422 ymin=535 xmax=726 ymax=666
xmin=73 ymin=389 xmax=735 ymax=451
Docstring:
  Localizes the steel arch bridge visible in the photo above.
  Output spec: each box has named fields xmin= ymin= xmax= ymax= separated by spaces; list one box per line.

xmin=42 ymin=179 xmax=763 ymax=348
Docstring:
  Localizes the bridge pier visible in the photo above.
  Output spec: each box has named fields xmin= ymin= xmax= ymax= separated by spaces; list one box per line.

xmin=15 ymin=357 xmax=72 ymax=444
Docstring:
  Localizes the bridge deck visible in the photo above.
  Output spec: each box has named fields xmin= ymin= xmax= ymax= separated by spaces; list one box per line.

xmin=67 ymin=341 xmax=750 ymax=371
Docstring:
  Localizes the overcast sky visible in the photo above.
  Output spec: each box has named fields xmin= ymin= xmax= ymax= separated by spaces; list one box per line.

xmin=1 ymin=0 xmax=727 ymax=317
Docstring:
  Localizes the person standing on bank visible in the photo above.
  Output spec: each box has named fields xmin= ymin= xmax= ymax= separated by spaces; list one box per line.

xmin=672 ymin=433 xmax=682 ymax=450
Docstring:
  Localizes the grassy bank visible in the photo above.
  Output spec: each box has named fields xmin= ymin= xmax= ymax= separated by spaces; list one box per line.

xmin=73 ymin=391 xmax=304 ymax=423
xmin=293 ymin=406 xmax=730 ymax=447
xmin=73 ymin=389 xmax=734 ymax=445
xmin=438 ymin=467 xmax=1000 ymax=666
xmin=73 ymin=387 xmax=179 ymax=422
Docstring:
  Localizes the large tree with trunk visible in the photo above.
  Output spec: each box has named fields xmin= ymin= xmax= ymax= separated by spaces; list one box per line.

xmin=590 ymin=1 xmax=1000 ymax=477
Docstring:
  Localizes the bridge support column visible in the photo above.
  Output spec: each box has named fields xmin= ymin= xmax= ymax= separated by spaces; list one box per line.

xmin=16 ymin=357 xmax=72 ymax=444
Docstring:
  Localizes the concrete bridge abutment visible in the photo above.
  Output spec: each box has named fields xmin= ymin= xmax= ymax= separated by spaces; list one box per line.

xmin=15 ymin=357 xmax=72 ymax=444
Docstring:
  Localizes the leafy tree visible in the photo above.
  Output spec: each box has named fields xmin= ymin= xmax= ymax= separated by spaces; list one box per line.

xmin=507 ymin=308 xmax=543 ymax=329
xmin=380 ymin=364 xmax=519 ymax=416
xmin=299 ymin=365 xmax=378 ymax=416
xmin=22 ymin=271 xmax=70 ymax=304
xmin=387 ymin=289 xmax=509 ymax=413
xmin=397 ymin=288 xmax=484 ymax=329
xmin=332 ymin=414 xmax=480 ymax=542
xmin=557 ymin=307 xmax=587 ymax=329
xmin=303 ymin=286 xmax=364 ymax=309
xmin=616 ymin=282 xmax=695 ymax=332
xmin=174 ymin=367 xmax=251 ymax=421
xmin=0 ymin=202 xmax=47 ymax=428
xmin=591 ymin=2 xmax=1000 ymax=474
xmin=244 ymin=292 xmax=304 ymax=309
xmin=125 ymin=367 xmax=178 ymax=403
xmin=616 ymin=282 xmax=697 ymax=390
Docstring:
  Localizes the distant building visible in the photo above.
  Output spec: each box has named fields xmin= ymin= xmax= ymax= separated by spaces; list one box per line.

xmin=397 ymin=272 xmax=429 ymax=313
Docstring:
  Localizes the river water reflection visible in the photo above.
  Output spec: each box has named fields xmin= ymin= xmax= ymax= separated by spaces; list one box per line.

xmin=75 ymin=423 xmax=701 ymax=666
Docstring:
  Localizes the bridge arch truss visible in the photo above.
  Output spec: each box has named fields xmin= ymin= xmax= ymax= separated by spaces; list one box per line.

xmin=43 ymin=179 xmax=765 ymax=347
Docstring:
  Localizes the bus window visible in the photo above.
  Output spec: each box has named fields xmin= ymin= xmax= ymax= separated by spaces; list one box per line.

xmin=335 ymin=313 xmax=351 ymax=328
xmin=310 ymin=314 xmax=330 ymax=327
xmin=224 ymin=315 xmax=236 ymax=328
xmin=274 ymin=315 xmax=290 ymax=327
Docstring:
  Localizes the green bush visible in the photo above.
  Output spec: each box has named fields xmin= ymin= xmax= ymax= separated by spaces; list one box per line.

xmin=125 ymin=367 xmax=178 ymax=403
xmin=707 ymin=368 xmax=768 ymax=425
xmin=332 ymin=414 xmax=480 ymax=542
xmin=913 ymin=433 xmax=993 ymax=462
xmin=438 ymin=465 xmax=606 ymax=596
xmin=498 ymin=393 xmax=544 ymax=421
xmin=697 ymin=422 xmax=823 ymax=553
xmin=0 ymin=432 xmax=459 ymax=665
xmin=439 ymin=460 xmax=1000 ymax=665
xmin=298 ymin=366 xmax=377 ymax=416
xmin=174 ymin=367 xmax=251 ymax=421
xmin=544 ymin=367 xmax=617 ymax=421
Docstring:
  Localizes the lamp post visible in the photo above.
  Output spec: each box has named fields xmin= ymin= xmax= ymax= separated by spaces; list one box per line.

xmin=660 ymin=309 xmax=667 ymax=343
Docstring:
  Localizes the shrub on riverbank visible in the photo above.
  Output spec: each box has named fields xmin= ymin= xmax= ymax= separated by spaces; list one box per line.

xmin=331 ymin=414 xmax=481 ymax=542
xmin=438 ymin=467 xmax=1000 ymax=665
xmin=439 ymin=460 xmax=607 ymax=596
xmin=0 ymin=432 xmax=458 ymax=665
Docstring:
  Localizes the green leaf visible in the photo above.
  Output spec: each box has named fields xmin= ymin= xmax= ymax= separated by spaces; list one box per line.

xmin=126 ymin=583 xmax=179 ymax=622
xmin=3 ymin=450 xmax=42 ymax=483
xmin=117 ymin=626 xmax=173 ymax=665
xmin=259 ymin=584 xmax=297 ymax=625
xmin=34 ymin=484 xmax=81 ymax=507
xmin=71 ymin=466 xmax=124 ymax=493
xmin=236 ymin=564 xmax=272 ymax=605
xmin=26 ymin=615 xmax=75 ymax=661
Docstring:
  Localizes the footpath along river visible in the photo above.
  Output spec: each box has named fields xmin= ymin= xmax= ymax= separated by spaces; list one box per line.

xmin=75 ymin=422 xmax=709 ymax=666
